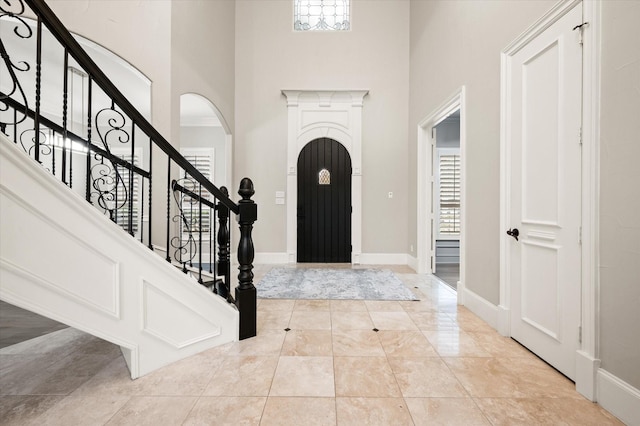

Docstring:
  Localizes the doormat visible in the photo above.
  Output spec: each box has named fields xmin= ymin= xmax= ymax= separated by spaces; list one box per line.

xmin=256 ymin=268 xmax=418 ymax=301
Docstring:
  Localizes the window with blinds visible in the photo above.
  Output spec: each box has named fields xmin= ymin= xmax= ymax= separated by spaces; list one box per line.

xmin=112 ymin=151 xmax=142 ymax=236
xmin=438 ymin=150 xmax=460 ymax=236
xmin=180 ymin=148 xmax=215 ymax=235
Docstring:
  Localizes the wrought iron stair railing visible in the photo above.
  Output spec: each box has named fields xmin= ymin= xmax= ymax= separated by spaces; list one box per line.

xmin=0 ymin=0 xmax=257 ymax=339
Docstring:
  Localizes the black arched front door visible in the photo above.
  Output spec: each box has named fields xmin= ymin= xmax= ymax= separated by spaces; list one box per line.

xmin=297 ymin=138 xmax=351 ymax=263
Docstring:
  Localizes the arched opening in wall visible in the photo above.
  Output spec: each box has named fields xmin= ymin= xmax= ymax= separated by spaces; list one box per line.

xmin=0 ymin=17 xmax=152 ymax=121
xmin=1 ymin=16 xmax=152 ymax=237
xmin=297 ymin=138 xmax=352 ymax=263
xmin=179 ymin=94 xmax=232 ymax=190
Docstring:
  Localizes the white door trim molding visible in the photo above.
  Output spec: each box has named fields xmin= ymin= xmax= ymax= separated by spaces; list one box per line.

xmin=577 ymin=0 xmax=601 ymax=401
xmin=281 ymin=90 xmax=369 ymax=264
xmin=500 ymin=0 xmax=600 ymax=400
xmin=416 ymin=87 xmax=466 ymax=305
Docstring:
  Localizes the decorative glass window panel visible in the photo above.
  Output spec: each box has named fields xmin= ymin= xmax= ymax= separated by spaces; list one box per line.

xmin=319 ymin=168 xmax=331 ymax=185
xmin=294 ymin=0 xmax=350 ymax=31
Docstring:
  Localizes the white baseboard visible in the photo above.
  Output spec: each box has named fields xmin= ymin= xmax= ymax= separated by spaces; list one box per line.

xmin=576 ymin=350 xmax=600 ymax=401
xmin=359 ymin=253 xmax=408 ymax=265
xmin=456 ymin=279 xmax=465 ymax=305
xmin=254 ymin=252 xmax=289 ymax=264
xmin=462 ymin=287 xmax=498 ymax=330
xmin=597 ymin=368 xmax=640 ymax=425
xmin=497 ymin=304 xmax=510 ymax=336
xmin=407 ymin=254 xmax=418 ymax=272
xmin=254 ymin=252 xmax=413 ymax=267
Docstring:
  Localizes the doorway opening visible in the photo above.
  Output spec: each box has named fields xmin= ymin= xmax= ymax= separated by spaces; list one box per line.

xmin=178 ymin=93 xmax=233 ymax=267
xmin=179 ymin=93 xmax=233 ymax=190
xmin=417 ymin=87 xmax=466 ymax=303
xmin=432 ymin=110 xmax=461 ymax=289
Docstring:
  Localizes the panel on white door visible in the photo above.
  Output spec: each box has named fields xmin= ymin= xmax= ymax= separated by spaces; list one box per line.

xmin=506 ymin=3 xmax=583 ymax=380
xmin=521 ymin=241 xmax=560 ymax=340
xmin=522 ymin=41 xmax=560 ymax=226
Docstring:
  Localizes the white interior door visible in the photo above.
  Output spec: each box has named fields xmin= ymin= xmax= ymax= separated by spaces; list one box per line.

xmin=506 ymin=3 xmax=583 ymax=380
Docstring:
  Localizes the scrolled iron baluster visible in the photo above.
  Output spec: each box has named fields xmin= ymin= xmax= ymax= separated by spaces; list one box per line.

xmin=0 ymin=0 xmax=27 ymax=19
xmin=18 ymin=127 xmax=50 ymax=162
xmin=0 ymin=0 xmax=31 ymax=128
xmin=90 ymin=104 xmax=130 ymax=220
xmin=90 ymin=153 xmax=121 ymax=221
xmin=170 ymin=177 xmax=198 ymax=271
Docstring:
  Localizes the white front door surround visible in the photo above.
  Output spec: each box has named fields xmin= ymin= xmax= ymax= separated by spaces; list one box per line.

xmin=281 ymin=90 xmax=369 ymax=264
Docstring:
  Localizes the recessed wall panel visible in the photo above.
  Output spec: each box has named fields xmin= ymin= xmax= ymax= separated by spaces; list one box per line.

xmin=142 ymin=281 xmax=221 ymax=348
xmin=300 ymin=110 xmax=349 ymax=130
xmin=0 ymin=192 xmax=119 ymax=317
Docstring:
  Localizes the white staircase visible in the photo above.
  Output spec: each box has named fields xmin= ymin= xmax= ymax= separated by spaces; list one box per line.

xmin=0 ymin=133 xmax=239 ymax=378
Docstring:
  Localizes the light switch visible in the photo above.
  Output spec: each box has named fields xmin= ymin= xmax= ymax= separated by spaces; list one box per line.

xmin=275 ymin=198 xmax=285 ymax=205
xmin=388 ymin=192 xmax=393 ymax=199
xmin=275 ymin=191 xmax=285 ymax=198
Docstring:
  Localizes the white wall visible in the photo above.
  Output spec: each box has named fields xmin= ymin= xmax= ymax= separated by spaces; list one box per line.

xmin=598 ymin=0 xmax=640 ymax=392
xmin=46 ymin=0 xmax=173 ymax=139
xmin=234 ymin=0 xmax=410 ymax=257
xmin=408 ymin=0 xmax=556 ymax=304
xmin=171 ymin=0 xmax=236 ymax=138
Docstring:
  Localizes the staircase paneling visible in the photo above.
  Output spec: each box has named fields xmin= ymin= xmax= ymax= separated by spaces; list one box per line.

xmin=0 ymin=133 xmax=238 ymax=378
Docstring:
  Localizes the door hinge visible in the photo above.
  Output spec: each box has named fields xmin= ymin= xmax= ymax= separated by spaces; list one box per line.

xmin=578 ymin=325 xmax=582 ymax=343
xmin=573 ymin=22 xmax=588 ymax=45
xmin=579 ymin=127 xmax=583 ymax=146
xmin=579 ymin=226 xmax=582 ymax=245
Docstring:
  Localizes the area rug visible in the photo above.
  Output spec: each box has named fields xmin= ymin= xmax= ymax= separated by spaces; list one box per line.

xmin=256 ymin=268 xmax=418 ymax=301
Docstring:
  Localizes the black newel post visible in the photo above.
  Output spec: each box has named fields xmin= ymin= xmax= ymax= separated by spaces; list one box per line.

xmin=216 ymin=186 xmax=230 ymax=299
xmin=236 ymin=177 xmax=257 ymax=340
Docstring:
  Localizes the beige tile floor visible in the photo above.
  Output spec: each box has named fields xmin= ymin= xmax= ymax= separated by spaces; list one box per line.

xmin=0 ymin=264 xmax=623 ymax=425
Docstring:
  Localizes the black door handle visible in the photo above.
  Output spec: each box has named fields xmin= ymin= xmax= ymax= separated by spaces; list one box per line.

xmin=506 ymin=228 xmax=519 ymax=241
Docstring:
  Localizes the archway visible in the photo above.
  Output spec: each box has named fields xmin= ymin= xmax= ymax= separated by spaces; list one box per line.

xmin=179 ymin=93 xmax=232 ymax=189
